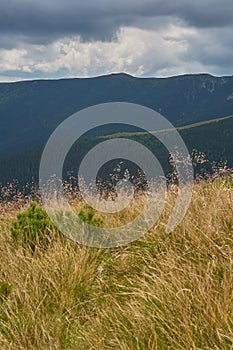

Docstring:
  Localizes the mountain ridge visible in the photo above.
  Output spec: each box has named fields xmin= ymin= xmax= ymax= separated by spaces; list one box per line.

xmin=1 ymin=72 xmax=233 ymax=161
xmin=2 ymin=72 xmax=233 ymax=84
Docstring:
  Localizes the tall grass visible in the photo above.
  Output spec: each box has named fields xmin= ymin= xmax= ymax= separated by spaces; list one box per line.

xmin=0 ymin=177 xmax=233 ymax=349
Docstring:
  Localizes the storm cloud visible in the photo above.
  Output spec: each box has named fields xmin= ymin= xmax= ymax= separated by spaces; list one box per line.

xmin=0 ymin=0 xmax=233 ymax=80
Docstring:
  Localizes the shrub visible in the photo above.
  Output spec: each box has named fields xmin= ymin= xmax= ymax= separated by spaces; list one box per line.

xmin=78 ymin=204 xmax=103 ymax=227
xmin=11 ymin=201 xmax=58 ymax=251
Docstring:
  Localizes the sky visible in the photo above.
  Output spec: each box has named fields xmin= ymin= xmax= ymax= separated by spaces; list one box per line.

xmin=0 ymin=0 xmax=233 ymax=82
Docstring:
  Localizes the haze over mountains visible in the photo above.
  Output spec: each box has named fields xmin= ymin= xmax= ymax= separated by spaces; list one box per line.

xmin=0 ymin=73 xmax=233 ymax=186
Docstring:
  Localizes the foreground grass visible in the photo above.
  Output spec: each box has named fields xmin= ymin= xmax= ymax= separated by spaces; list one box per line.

xmin=0 ymin=178 xmax=233 ymax=349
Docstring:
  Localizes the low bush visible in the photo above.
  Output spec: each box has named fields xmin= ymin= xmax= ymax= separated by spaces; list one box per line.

xmin=10 ymin=201 xmax=58 ymax=251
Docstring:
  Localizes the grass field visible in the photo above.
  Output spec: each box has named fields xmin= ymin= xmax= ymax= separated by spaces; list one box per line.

xmin=100 ymin=114 xmax=233 ymax=139
xmin=0 ymin=177 xmax=233 ymax=349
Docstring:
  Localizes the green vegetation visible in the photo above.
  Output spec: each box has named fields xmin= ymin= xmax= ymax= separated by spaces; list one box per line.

xmin=10 ymin=201 xmax=58 ymax=252
xmin=0 ymin=177 xmax=233 ymax=349
xmin=78 ymin=204 xmax=104 ymax=227
xmin=9 ymin=201 xmax=104 ymax=252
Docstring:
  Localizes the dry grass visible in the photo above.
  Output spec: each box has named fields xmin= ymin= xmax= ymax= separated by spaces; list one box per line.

xmin=0 ymin=177 xmax=233 ymax=349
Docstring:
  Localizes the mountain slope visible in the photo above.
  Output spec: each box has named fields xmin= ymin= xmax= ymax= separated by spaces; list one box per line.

xmin=0 ymin=73 xmax=233 ymax=160
xmin=0 ymin=114 xmax=232 ymax=188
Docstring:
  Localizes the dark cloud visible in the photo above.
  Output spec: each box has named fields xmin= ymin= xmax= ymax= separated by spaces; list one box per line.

xmin=0 ymin=0 xmax=232 ymax=81
xmin=0 ymin=0 xmax=233 ymax=47
xmin=176 ymin=1 xmax=233 ymax=28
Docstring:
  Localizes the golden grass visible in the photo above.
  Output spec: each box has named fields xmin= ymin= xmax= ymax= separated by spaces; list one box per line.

xmin=0 ymin=178 xmax=233 ymax=349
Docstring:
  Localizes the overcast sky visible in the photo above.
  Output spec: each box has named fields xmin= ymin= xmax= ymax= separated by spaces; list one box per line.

xmin=0 ymin=0 xmax=233 ymax=81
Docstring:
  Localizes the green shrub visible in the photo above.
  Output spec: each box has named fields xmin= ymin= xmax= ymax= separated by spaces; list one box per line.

xmin=11 ymin=201 xmax=58 ymax=251
xmin=78 ymin=204 xmax=103 ymax=227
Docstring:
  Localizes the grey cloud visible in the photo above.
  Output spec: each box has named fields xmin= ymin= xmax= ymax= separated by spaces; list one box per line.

xmin=0 ymin=0 xmax=233 ymax=47
xmin=181 ymin=26 xmax=233 ymax=69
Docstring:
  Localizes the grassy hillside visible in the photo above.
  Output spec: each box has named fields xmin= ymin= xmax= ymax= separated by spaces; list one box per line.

xmin=0 ymin=177 xmax=233 ymax=349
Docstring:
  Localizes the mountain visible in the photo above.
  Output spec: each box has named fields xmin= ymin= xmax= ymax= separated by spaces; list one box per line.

xmin=0 ymin=72 xmax=233 ymax=189
xmin=0 ymin=73 xmax=233 ymax=162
